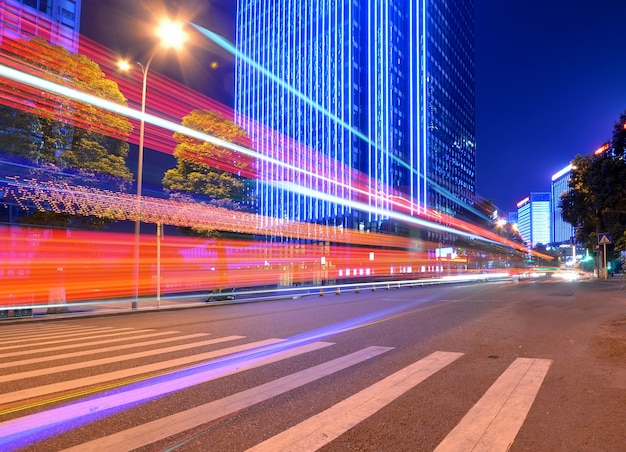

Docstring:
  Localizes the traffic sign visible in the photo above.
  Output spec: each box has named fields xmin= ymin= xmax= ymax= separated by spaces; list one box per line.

xmin=598 ymin=233 xmax=612 ymax=245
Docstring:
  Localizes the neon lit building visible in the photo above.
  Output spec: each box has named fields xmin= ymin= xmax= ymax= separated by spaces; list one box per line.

xmin=551 ymin=164 xmax=575 ymax=244
xmin=517 ymin=193 xmax=551 ymax=248
xmin=0 ymin=0 xmax=81 ymax=51
xmin=549 ymin=141 xmax=609 ymax=247
xmin=234 ymin=0 xmax=476 ymax=233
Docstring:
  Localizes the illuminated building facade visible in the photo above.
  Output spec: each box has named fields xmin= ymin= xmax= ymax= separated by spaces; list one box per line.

xmin=551 ymin=164 xmax=575 ymax=244
xmin=0 ymin=0 xmax=81 ymax=51
xmin=516 ymin=193 xmax=551 ymax=248
xmin=234 ymin=0 xmax=476 ymax=232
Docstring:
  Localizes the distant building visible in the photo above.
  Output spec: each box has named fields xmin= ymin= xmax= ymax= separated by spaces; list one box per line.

xmin=516 ymin=193 xmax=551 ymax=248
xmin=0 ymin=0 xmax=81 ymax=51
xmin=235 ymin=0 xmax=477 ymax=234
xmin=551 ymin=164 xmax=575 ymax=245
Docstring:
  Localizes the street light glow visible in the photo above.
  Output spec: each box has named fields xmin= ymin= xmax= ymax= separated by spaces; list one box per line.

xmin=117 ymin=17 xmax=188 ymax=309
xmin=156 ymin=19 xmax=187 ymax=49
xmin=116 ymin=60 xmax=131 ymax=72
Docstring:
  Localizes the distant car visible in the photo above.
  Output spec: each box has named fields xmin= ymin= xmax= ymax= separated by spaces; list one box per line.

xmin=206 ymin=288 xmax=236 ymax=302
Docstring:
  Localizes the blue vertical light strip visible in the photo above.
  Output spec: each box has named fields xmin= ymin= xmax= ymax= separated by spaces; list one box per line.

xmin=322 ymin=0 xmax=328 ymax=222
xmin=421 ymin=0 xmax=428 ymax=214
xmin=269 ymin=0 xmax=277 ymax=224
xmin=380 ymin=1 xmax=389 ymax=215
xmin=235 ymin=0 xmax=480 ymax=229
xmin=409 ymin=0 xmax=418 ymax=216
xmin=373 ymin=0 xmax=379 ymax=221
xmin=310 ymin=0 xmax=316 ymax=223
xmin=331 ymin=0 xmax=336 ymax=220
xmin=347 ymin=0 xmax=353 ymax=221
xmin=366 ymin=0 xmax=372 ymax=225
xmin=376 ymin=0 xmax=382 ymax=214
xmin=380 ymin=0 xmax=394 ymax=213
xmin=280 ymin=0 xmax=287 ymax=222
xmin=266 ymin=0 xmax=274 ymax=227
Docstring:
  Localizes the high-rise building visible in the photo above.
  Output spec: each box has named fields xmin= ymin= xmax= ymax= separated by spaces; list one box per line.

xmin=235 ymin=0 xmax=476 ymax=234
xmin=551 ymin=164 xmax=575 ymax=245
xmin=0 ymin=0 xmax=81 ymax=51
xmin=516 ymin=193 xmax=551 ymax=248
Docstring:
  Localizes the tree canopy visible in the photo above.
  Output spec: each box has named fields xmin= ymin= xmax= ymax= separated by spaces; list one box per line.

xmin=163 ymin=109 xmax=255 ymax=215
xmin=560 ymin=111 xmax=626 ymax=255
xmin=0 ymin=37 xmax=134 ymax=228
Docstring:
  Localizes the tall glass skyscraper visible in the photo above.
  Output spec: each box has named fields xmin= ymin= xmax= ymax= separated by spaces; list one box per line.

xmin=551 ymin=164 xmax=575 ymax=245
xmin=517 ymin=192 xmax=551 ymax=248
xmin=235 ymin=0 xmax=476 ymax=234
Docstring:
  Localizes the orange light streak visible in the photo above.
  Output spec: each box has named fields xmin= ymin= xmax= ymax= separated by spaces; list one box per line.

xmin=593 ymin=143 xmax=609 ymax=156
xmin=1 ymin=225 xmax=537 ymax=308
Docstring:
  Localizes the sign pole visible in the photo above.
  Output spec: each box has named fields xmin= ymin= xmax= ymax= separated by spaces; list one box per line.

xmin=597 ymin=233 xmax=612 ymax=280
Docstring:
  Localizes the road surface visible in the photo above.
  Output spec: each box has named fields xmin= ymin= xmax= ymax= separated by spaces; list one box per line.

xmin=0 ymin=277 xmax=624 ymax=451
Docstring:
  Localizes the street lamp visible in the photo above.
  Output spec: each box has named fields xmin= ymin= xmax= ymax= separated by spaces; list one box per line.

xmin=118 ymin=18 xmax=187 ymax=309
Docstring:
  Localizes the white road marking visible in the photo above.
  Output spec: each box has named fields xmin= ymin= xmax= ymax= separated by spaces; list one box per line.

xmin=0 ymin=324 xmax=105 ymax=339
xmin=0 ymin=336 xmax=275 ymax=404
xmin=0 ymin=335 xmax=244 ymax=383
xmin=0 ymin=327 xmax=131 ymax=348
xmin=61 ymin=345 xmax=388 ymax=452
xmin=434 ymin=357 xmax=552 ymax=452
xmin=0 ymin=333 xmax=209 ymax=369
xmin=247 ymin=350 xmax=464 ymax=452
xmin=0 ymin=330 xmax=180 ymax=360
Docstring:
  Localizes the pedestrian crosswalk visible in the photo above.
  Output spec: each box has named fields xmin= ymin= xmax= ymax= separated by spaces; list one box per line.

xmin=0 ymin=323 xmax=552 ymax=451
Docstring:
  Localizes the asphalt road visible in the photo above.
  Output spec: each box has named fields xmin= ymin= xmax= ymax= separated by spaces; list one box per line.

xmin=0 ymin=277 xmax=624 ymax=451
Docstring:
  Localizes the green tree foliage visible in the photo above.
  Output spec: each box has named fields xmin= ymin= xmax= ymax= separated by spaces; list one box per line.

xmin=0 ymin=107 xmax=41 ymax=160
xmin=0 ymin=37 xmax=134 ymax=228
xmin=163 ymin=109 xmax=255 ymax=236
xmin=560 ymin=111 xmax=626 ymax=254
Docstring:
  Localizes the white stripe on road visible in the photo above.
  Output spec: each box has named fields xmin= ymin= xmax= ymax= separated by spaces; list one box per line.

xmin=0 ymin=328 xmax=139 ymax=351
xmin=247 ymin=350 xmax=464 ymax=452
xmin=0 ymin=338 xmax=279 ymax=405
xmin=434 ymin=357 xmax=552 ymax=452
xmin=0 ymin=324 xmax=106 ymax=339
xmin=0 ymin=333 xmax=210 ymax=369
xmin=0 ymin=330 xmax=180 ymax=360
xmin=3 ymin=342 xmax=336 ymax=450
xmin=61 ymin=345 xmax=387 ymax=452
xmin=0 ymin=335 xmax=245 ymax=384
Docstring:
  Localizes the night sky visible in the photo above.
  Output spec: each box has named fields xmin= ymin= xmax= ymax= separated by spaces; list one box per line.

xmin=81 ymin=0 xmax=626 ymax=215
xmin=474 ymin=0 xmax=626 ymax=213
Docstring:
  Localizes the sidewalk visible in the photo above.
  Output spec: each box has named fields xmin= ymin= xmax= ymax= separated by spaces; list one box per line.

xmin=0 ymin=288 xmax=320 ymax=324
xmin=2 ymin=276 xmax=624 ymax=324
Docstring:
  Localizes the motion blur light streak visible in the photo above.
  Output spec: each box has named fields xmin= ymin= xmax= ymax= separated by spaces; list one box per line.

xmin=0 ymin=61 xmax=367 ymax=201
xmin=193 ymin=22 xmax=487 ymax=220
xmin=0 ymin=16 xmax=556 ymax=316
xmin=0 ymin=52 xmax=485 ymax=227
xmin=2 ymin=171 xmax=546 ymax=262
xmin=277 ymin=181 xmax=497 ymax=245
xmin=1 ymin=216 xmax=541 ymax=310
xmin=0 ymin=340 xmax=334 ymax=450
xmin=1 ymin=179 xmax=415 ymax=247
xmin=0 ymin=298 xmax=425 ymax=448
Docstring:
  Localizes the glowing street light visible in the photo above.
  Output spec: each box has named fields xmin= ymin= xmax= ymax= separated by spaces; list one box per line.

xmin=118 ymin=18 xmax=187 ymax=309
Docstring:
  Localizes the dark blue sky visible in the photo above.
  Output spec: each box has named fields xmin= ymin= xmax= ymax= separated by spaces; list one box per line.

xmin=82 ymin=0 xmax=626 ymax=215
xmin=474 ymin=0 xmax=626 ymax=213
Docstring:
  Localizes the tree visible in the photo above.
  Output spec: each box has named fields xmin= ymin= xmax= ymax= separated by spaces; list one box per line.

xmin=560 ymin=111 xmax=626 ymax=256
xmin=0 ymin=37 xmax=134 ymax=228
xmin=162 ymin=109 xmax=255 ymax=237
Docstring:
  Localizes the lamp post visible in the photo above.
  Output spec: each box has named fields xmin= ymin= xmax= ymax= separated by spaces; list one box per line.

xmin=118 ymin=19 xmax=187 ymax=309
